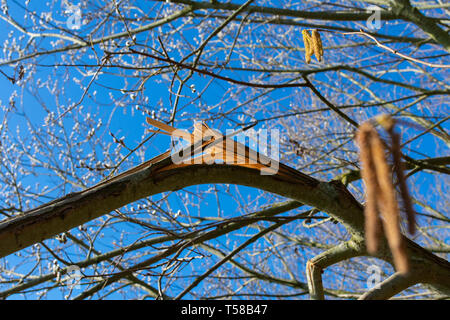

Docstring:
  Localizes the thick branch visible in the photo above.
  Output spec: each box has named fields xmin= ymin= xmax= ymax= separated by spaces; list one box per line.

xmin=156 ymin=0 xmax=399 ymax=21
xmin=389 ymin=0 xmax=450 ymax=52
xmin=0 ymin=163 xmax=365 ymax=258
xmin=307 ymin=240 xmax=365 ymax=299
xmin=359 ymin=272 xmax=421 ymax=299
xmin=0 ymin=161 xmax=448 ymax=294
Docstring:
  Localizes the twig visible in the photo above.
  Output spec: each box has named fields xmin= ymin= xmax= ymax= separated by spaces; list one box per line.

xmin=127 ymin=48 xmax=309 ymax=89
xmin=344 ymin=29 xmax=450 ymax=68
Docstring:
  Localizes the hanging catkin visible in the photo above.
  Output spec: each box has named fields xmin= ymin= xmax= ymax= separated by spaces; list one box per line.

xmin=369 ymin=127 xmax=409 ymax=274
xmin=356 ymin=118 xmax=411 ymax=274
xmin=375 ymin=114 xmax=416 ymax=235
xmin=302 ymin=30 xmax=313 ymax=64
xmin=302 ymin=29 xmax=324 ymax=63
xmin=311 ymin=29 xmax=323 ymax=62
xmin=390 ymin=130 xmax=416 ymax=235
xmin=356 ymin=123 xmax=383 ymax=254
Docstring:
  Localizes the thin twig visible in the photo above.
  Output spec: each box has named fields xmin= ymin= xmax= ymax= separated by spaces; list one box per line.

xmin=344 ymin=30 xmax=450 ymax=68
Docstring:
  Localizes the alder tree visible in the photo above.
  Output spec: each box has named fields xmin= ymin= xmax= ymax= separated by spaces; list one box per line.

xmin=0 ymin=0 xmax=449 ymax=299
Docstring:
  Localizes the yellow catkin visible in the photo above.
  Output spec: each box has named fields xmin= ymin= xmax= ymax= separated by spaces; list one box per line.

xmin=356 ymin=123 xmax=383 ymax=254
xmin=356 ymin=119 xmax=410 ymax=274
xmin=311 ymin=29 xmax=323 ymax=62
xmin=390 ymin=130 xmax=416 ymax=235
xmin=375 ymin=114 xmax=395 ymax=131
xmin=302 ymin=30 xmax=313 ymax=64
xmin=375 ymin=114 xmax=416 ymax=235
xmin=370 ymin=129 xmax=409 ymax=274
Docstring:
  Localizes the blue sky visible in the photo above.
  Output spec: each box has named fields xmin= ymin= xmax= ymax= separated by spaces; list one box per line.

xmin=0 ymin=0 xmax=448 ymax=299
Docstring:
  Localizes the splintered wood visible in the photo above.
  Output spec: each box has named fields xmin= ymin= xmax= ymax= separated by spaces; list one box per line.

xmin=145 ymin=118 xmax=318 ymax=185
xmin=356 ymin=116 xmax=416 ymax=274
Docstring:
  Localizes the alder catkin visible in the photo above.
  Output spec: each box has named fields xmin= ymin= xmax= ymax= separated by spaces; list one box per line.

xmin=356 ymin=123 xmax=383 ymax=254
xmin=356 ymin=117 xmax=411 ymax=274
xmin=376 ymin=114 xmax=416 ymax=235
xmin=357 ymin=124 xmax=380 ymax=253
xmin=370 ymin=129 xmax=409 ymax=273
xmin=390 ymin=128 xmax=416 ymax=235
xmin=311 ymin=29 xmax=323 ymax=62
xmin=302 ymin=30 xmax=313 ymax=64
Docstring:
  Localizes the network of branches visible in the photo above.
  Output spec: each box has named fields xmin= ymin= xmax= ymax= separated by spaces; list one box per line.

xmin=0 ymin=0 xmax=449 ymax=300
